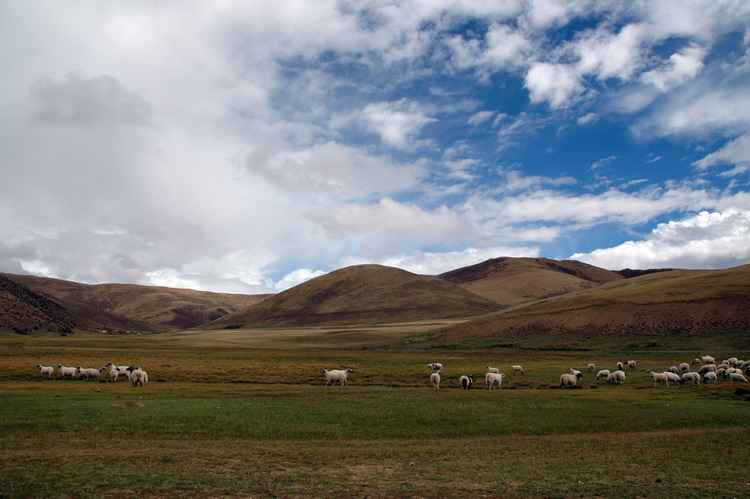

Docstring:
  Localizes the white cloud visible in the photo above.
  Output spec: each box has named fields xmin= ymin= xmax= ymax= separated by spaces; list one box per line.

xmin=574 ymin=23 xmax=648 ymax=81
xmin=572 ymin=210 xmax=750 ymax=269
xmin=641 ymin=45 xmax=707 ymax=92
xmin=525 ymin=62 xmax=585 ymax=109
xmin=362 ymin=99 xmax=436 ymax=149
xmin=693 ymin=133 xmax=750 ymax=176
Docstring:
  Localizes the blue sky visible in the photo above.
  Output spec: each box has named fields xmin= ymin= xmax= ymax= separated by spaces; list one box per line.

xmin=1 ymin=1 xmax=749 ymax=293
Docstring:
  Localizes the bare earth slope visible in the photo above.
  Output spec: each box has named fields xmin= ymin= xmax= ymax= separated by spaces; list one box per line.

xmin=2 ymin=273 xmax=269 ymax=331
xmin=439 ymin=257 xmax=625 ymax=306
xmin=433 ymin=264 xmax=750 ymax=349
xmin=210 ymin=264 xmax=502 ymax=327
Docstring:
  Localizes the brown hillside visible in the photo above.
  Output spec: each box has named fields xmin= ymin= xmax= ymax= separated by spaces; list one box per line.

xmin=210 ymin=264 xmax=502 ymax=327
xmin=433 ymin=265 xmax=750 ymax=349
xmin=3 ymin=274 xmax=270 ymax=330
xmin=0 ymin=275 xmax=79 ymax=333
xmin=439 ymin=257 xmax=624 ymax=306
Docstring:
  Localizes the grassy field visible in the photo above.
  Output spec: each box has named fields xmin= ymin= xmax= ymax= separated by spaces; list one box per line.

xmin=2 ymin=329 xmax=749 ymax=498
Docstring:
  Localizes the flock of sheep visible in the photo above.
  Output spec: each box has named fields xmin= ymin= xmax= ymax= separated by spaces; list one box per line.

xmin=35 ymin=363 xmax=149 ymax=387
xmin=37 ymin=354 xmax=749 ymax=389
xmin=321 ymin=354 xmax=750 ymax=389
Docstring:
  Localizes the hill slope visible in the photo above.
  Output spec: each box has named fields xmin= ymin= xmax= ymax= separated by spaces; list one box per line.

xmin=439 ymin=257 xmax=625 ymax=305
xmin=430 ymin=264 xmax=750 ymax=349
xmin=210 ymin=264 xmax=502 ymax=327
xmin=1 ymin=273 xmax=269 ymax=331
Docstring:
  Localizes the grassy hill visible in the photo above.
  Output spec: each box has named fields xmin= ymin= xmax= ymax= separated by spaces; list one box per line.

xmin=1 ymin=273 xmax=269 ymax=332
xmin=439 ymin=257 xmax=627 ymax=306
xmin=209 ymin=264 xmax=502 ymax=328
xmin=426 ymin=264 xmax=750 ymax=350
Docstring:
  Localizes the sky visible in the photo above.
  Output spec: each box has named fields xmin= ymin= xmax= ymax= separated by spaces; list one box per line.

xmin=1 ymin=0 xmax=750 ymax=294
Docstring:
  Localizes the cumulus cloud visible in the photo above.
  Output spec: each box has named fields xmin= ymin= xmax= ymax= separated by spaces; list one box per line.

xmin=572 ymin=210 xmax=750 ymax=269
xmin=525 ymin=62 xmax=585 ymax=109
xmin=362 ymin=99 xmax=436 ymax=149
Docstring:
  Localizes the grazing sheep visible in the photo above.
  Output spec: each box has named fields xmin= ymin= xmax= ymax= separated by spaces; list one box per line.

xmin=701 ymin=355 xmax=715 ymax=365
xmin=730 ymin=372 xmax=748 ymax=383
xmin=596 ymin=369 xmax=611 ymax=381
xmin=486 ymin=366 xmax=500 ymax=374
xmin=57 ymin=364 xmax=76 ymax=379
xmin=560 ymin=372 xmax=582 ymax=388
xmin=681 ymin=372 xmax=701 ymax=385
xmin=679 ymin=363 xmax=690 ymax=372
xmin=587 ymin=363 xmax=596 ymax=373
xmin=663 ymin=371 xmax=682 ymax=385
xmin=485 ymin=372 xmax=505 ymax=390
xmin=727 ymin=357 xmax=739 ymax=366
xmin=698 ymin=364 xmax=717 ymax=375
xmin=459 ymin=375 xmax=474 ymax=390
xmin=321 ymin=368 xmax=354 ymax=387
xmin=36 ymin=365 xmax=54 ymax=378
xmin=607 ymin=370 xmax=626 ymax=385
xmin=627 ymin=360 xmax=636 ymax=370
xmin=616 ymin=362 xmax=624 ymax=371
xmin=426 ymin=363 xmax=443 ymax=371
xmin=668 ymin=366 xmax=679 ymax=374
xmin=128 ymin=367 xmax=148 ymax=388
xmin=430 ymin=371 xmax=442 ymax=389
xmin=77 ymin=367 xmax=102 ymax=381
xmin=716 ymin=368 xmax=729 ymax=379
xmin=511 ymin=365 xmax=524 ymax=375
xmin=703 ymin=372 xmax=718 ymax=383
xmin=690 ymin=358 xmax=701 ymax=365
xmin=569 ymin=368 xmax=582 ymax=376
xmin=104 ymin=362 xmax=132 ymax=374
xmin=646 ymin=370 xmax=669 ymax=386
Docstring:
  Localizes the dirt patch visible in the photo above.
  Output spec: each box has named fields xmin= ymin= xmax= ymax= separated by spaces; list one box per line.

xmin=111 ymin=400 xmax=145 ymax=408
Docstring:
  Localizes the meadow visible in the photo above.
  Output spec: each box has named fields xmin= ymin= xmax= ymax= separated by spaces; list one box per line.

xmin=1 ymin=329 xmax=749 ymax=498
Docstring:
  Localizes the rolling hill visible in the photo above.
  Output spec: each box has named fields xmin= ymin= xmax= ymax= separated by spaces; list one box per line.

xmin=0 ymin=273 xmax=269 ymax=332
xmin=209 ymin=264 xmax=503 ymax=328
xmin=438 ymin=257 xmax=627 ymax=306
xmin=429 ymin=264 xmax=750 ymax=350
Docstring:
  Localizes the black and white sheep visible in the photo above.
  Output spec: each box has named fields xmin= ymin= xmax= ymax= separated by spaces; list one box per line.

xmin=426 ymin=363 xmax=443 ymax=371
xmin=485 ymin=372 xmax=505 ymax=390
xmin=127 ymin=367 xmax=148 ymax=387
xmin=321 ymin=368 xmax=353 ymax=387
xmin=607 ymin=370 xmax=626 ymax=385
xmin=596 ymin=369 xmax=611 ymax=381
xmin=57 ymin=364 xmax=76 ymax=379
xmin=511 ymin=365 xmax=524 ymax=375
xmin=36 ymin=365 xmax=54 ymax=378
xmin=587 ymin=363 xmax=596 ymax=372
xmin=646 ymin=370 xmax=669 ymax=386
xmin=679 ymin=363 xmax=690 ymax=373
xmin=560 ymin=372 xmax=582 ymax=388
xmin=627 ymin=360 xmax=636 ymax=370
xmin=459 ymin=375 xmax=474 ymax=389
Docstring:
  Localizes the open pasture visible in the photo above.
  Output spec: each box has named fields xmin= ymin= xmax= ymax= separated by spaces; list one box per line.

xmin=2 ymin=329 xmax=750 ymax=497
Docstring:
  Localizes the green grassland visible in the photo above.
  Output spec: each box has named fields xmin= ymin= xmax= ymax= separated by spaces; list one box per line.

xmin=1 ymin=329 xmax=749 ymax=498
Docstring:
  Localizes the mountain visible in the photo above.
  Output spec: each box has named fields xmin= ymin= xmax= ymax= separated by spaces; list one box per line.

xmin=0 ymin=273 xmax=269 ymax=332
xmin=0 ymin=275 xmax=81 ymax=333
xmin=209 ymin=264 xmax=502 ymax=328
xmin=430 ymin=264 xmax=750 ymax=349
xmin=438 ymin=257 xmax=626 ymax=306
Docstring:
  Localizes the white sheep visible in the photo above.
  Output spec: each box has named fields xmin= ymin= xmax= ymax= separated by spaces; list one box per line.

xmin=321 ymin=368 xmax=353 ymax=387
xmin=104 ymin=362 xmax=132 ymax=374
xmin=77 ymin=367 xmax=101 ymax=381
xmin=128 ymin=367 xmax=148 ymax=387
xmin=701 ymin=355 xmax=715 ymax=365
xmin=703 ymin=372 xmax=718 ymax=383
xmin=587 ymin=363 xmax=596 ymax=372
xmin=596 ymin=369 xmax=611 ymax=381
xmin=698 ymin=364 xmax=717 ymax=375
xmin=727 ymin=357 xmax=739 ymax=366
xmin=36 ymin=365 xmax=54 ymax=378
xmin=430 ymin=371 xmax=441 ymax=389
xmin=607 ymin=370 xmax=626 ymax=385
xmin=57 ymin=364 xmax=76 ymax=379
xmin=690 ymin=358 xmax=701 ymax=365
xmin=486 ymin=365 xmax=500 ymax=374
xmin=681 ymin=372 xmax=701 ymax=385
xmin=485 ymin=372 xmax=505 ymax=390
xmin=560 ymin=372 xmax=582 ymax=388
xmin=627 ymin=360 xmax=636 ymax=370
xmin=511 ymin=365 xmax=524 ymax=375
xmin=426 ymin=363 xmax=443 ymax=371
xmin=616 ymin=362 xmax=624 ymax=371
xmin=679 ymin=363 xmax=690 ymax=372
xmin=646 ymin=370 xmax=669 ymax=386
xmin=459 ymin=375 xmax=474 ymax=390
xmin=569 ymin=368 xmax=582 ymax=376
xmin=730 ymin=372 xmax=748 ymax=383
xmin=663 ymin=371 xmax=681 ymax=385
xmin=668 ymin=366 xmax=679 ymax=374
